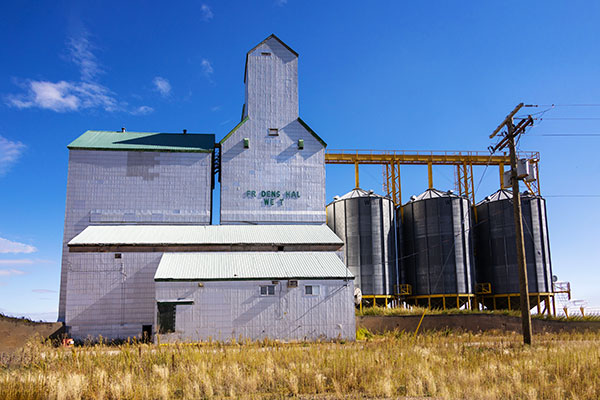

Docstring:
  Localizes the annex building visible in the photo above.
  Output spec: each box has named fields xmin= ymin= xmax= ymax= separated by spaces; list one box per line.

xmin=58 ymin=35 xmax=356 ymax=341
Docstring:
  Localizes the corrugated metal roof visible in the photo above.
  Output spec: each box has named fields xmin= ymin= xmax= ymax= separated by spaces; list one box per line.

xmin=68 ymin=224 xmax=343 ymax=246
xmin=68 ymin=130 xmax=215 ymax=152
xmin=476 ymin=189 xmax=541 ymax=205
xmin=328 ymin=188 xmax=387 ymax=205
xmin=407 ymin=188 xmax=464 ymax=202
xmin=154 ymin=252 xmax=353 ymax=281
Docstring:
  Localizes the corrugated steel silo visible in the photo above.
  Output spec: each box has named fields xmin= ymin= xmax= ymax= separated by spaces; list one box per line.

xmin=475 ymin=189 xmax=552 ymax=295
xmin=400 ymin=189 xmax=475 ymax=298
xmin=326 ymin=188 xmax=397 ymax=296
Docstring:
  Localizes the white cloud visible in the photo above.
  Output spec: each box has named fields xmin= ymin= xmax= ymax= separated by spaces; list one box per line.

xmin=153 ymin=77 xmax=171 ymax=97
xmin=0 ymin=237 xmax=37 ymax=254
xmin=6 ymin=35 xmax=148 ymax=115
xmin=201 ymin=4 xmax=213 ymax=21
xmin=0 ymin=135 xmax=25 ymax=176
xmin=32 ymin=289 xmax=57 ymax=294
xmin=131 ymin=105 xmax=154 ymax=115
xmin=276 ymin=0 xmax=288 ymax=5
xmin=1 ymin=310 xmax=58 ymax=322
xmin=201 ymin=59 xmax=214 ymax=77
xmin=7 ymin=80 xmax=118 ymax=113
xmin=0 ymin=269 xmax=26 ymax=276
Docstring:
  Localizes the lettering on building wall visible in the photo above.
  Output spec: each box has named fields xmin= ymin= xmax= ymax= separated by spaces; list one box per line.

xmin=245 ymin=190 xmax=301 ymax=206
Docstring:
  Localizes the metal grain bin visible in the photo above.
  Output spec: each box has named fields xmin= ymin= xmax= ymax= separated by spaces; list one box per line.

xmin=475 ymin=189 xmax=553 ymax=294
xmin=401 ymin=188 xmax=475 ymax=296
xmin=326 ymin=188 xmax=398 ymax=296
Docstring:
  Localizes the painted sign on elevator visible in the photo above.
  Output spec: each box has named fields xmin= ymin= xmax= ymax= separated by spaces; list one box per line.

xmin=245 ymin=190 xmax=301 ymax=206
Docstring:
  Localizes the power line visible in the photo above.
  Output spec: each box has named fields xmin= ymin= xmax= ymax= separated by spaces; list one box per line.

xmin=530 ymin=104 xmax=600 ymax=107
xmin=530 ymin=117 xmax=600 ymax=120
xmin=544 ymin=195 xmax=600 ymax=198
xmin=531 ymin=133 xmax=600 ymax=137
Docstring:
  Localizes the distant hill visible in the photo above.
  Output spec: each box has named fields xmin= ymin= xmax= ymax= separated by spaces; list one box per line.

xmin=0 ymin=314 xmax=63 ymax=353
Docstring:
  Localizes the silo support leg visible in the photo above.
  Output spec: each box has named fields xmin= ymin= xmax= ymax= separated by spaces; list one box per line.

xmin=536 ymin=295 xmax=541 ymax=314
xmin=428 ymin=162 xmax=433 ymax=189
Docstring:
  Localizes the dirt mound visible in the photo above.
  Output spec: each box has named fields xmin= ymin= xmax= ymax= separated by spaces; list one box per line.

xmin=0 ymin=314 xmax=63 ymax=353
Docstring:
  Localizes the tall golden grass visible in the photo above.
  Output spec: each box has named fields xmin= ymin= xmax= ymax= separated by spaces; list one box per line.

xmin=1 ymin=330 xmax=599 ymax=399
xmin=357 ymin=305 xmax=600 ymax=321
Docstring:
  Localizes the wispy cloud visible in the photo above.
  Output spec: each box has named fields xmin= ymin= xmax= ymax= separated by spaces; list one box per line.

xmin=0 ymin=259 xmax=53 ymax=265
xmin=0 ymin=237 xmax=37 ymax=254
xmin=6 ymin=36 xmax=151 ymax=115
xmin=153 ymin=77 xmax=171 ymax=97
xmin=201 ymin=4 xmax=213 ymax=21
xmin=210 ymin=105 xmax=221 ymax=112
xmin=32 ymin=289 xmax=57 ymax=294
xmin=0 ymin=135 xmax=25 ymax=177
xmin=201 ymin=59 xmax=214 ymax=77
xmin=0 ymin=259 xmax=33 ymax=265
xmin=275 ymin=0 xmax=288 ymax=5
xmin=0 ymin=269 xmax=26 ymax=276
xmin=131 ymin=105 xmax=154 ymax=115
xmin=68 ymin=36 xmax=101 ymax=82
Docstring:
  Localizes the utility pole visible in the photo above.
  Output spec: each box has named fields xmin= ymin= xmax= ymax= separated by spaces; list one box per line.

xmin=489 ymin=103 xmax=534 ymax=345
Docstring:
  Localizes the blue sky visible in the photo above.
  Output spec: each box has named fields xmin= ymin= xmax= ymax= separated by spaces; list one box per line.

xmin=1 ymin=1 xmax=600 ymax=320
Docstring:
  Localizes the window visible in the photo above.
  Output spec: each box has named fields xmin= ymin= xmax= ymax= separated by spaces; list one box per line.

xmin=260 ymin=285 xmax=276 ymax=296
xmin=114 ymin=253 xmax=122 ymax=259
xmin=268 ymin=128 xmax=279 ymax=136
xmin=261 ymin=52 xmax=272 ymax=56
xmin=305 ymin=285 xmax=320 ymax=296
xmin=157 ymin=303 xmax=176 ymax=334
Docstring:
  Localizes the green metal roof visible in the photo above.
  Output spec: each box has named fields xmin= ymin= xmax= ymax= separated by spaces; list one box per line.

xmin=68 ymin=130 xmax=215 ymax=153
xmin=297 ymin=118 xmax=327 ymax=147
xmin=154 ymin=252 xmax=353 ymax=281
xmin=219 ymin=116 xmax=249 ymax=144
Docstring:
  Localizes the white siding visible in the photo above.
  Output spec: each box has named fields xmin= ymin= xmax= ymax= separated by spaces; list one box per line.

xmin=156 ymin=279 xmax=355 ymax=342
xmin=220 ymin=119 xmax=325 ymax=224
xmin=220 ymin=37 xmax=326 ymax=225
xmin=59 ymin=149 xmax=213 ymax=322
xmin=66 ymin=252 xmax=161 ymax=340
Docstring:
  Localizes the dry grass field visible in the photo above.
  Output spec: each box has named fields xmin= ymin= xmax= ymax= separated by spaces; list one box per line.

xmin=1 ymin=329 xmax=599 ymax=399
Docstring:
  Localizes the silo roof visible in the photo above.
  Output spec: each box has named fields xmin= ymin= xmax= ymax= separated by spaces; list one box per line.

xmin=68 ymin=130 xmax=215 ymax=153
xmin=154 ymin=252 xmax=353 ymax=281
xmin=328 ymin=188 xmax=389 ymax=205
xmin=403 ymin=188 xmax=466 ymax=206
xmin=68 ymin=224 xmax=343 ymax=247
xmin=476 ymin=189 xmax=541 ymax=206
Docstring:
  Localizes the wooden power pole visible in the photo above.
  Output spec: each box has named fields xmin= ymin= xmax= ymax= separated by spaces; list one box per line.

xmin=489 ymin=103 xmax=535 ymax=345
